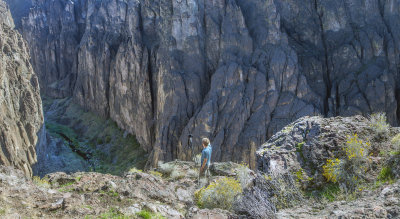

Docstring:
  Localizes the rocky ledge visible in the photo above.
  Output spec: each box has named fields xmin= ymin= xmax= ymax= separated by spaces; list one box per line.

xmin=0 ymin=115 xmax=399 ymax=218
xmin=0 ymin=161 xmax=246 ymax=218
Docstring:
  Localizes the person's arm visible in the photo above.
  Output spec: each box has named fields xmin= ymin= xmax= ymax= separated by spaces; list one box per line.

xmin=200 ymin=157 xmax=208 ymax=173
xmin=201 ymin=158 xmax=207 ymax=170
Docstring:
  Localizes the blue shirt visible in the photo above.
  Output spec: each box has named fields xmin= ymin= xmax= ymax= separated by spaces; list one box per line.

xmin=201 ymin=144 xmax=212 ymax=167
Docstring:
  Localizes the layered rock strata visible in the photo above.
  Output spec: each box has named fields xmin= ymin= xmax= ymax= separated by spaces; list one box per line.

xmin=0 ymin=0 xmax=43 ymax=176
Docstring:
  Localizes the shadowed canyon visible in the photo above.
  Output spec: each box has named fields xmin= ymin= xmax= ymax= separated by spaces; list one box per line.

xmin=1 ymin=0 xmax=400 ymax=218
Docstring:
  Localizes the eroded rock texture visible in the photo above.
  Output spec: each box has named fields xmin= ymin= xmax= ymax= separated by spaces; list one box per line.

xmin=22 ymin=0 xmax=400 ymax=167
xmin=0 ymin=0 xmax=43 ymax=176
xmin=256 ymin=115 xmax=400 ymax=190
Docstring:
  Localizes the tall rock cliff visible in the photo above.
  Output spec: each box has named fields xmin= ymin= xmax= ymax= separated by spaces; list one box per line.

xmin=0 ymin=0 xmax=43 ymax=176
xmin=22 ymin=0 xmax=400 ymax=168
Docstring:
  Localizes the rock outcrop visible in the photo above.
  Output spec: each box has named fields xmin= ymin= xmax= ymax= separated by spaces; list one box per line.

xmin=3 ymin=0 xmax=32 ymax=30
xmin=21 ymin=0 xmax=400 ymax=166
xmin=0 ymin=162 xmax=242 ymax=218
xmin=256 ymin=115 xmax=400 ymax=190
xmin=0 ymin=0 xmax=43 ymax=176
xmin=1 ymin=157 xmax=398 ymax=218
xmin=277 ymin=179 xmax=400 ymax=218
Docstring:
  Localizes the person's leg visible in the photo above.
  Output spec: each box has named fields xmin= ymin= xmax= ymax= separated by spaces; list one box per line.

xmin=198 ymin=167 xmax=203 ymax=186
xmin=205 ymin=166 xmax=210 ymax=185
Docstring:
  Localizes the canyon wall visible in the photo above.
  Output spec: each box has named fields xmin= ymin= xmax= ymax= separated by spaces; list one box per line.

xmin=0 ymin=0 xmax=43 ymax=176
xmin=21 ymin=0 xmax=400 ymax=168
xmin=4 ymin=0 xmax=32 ymax=30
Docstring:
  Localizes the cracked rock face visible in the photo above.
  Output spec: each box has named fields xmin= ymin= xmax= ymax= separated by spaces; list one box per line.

xmin=21 ymin=0 xmax=400 ymax=167
xmin=0 ymin=0 xmax=43 ymax=176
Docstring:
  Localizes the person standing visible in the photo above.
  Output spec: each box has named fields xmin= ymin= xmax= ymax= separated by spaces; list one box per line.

xmin=199 ymin=138 xmax=212 ymax=185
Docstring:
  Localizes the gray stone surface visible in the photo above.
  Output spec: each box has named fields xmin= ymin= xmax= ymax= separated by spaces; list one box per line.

xmin=21 ymin=0 xmax=400 ymax=167
xmin=0 ymin=0 xmax=43 ymax=176
xmin=277 ymin=179 xmax=400 ymax=219
xmin=256 ymin=115 xmax=398 ymax=189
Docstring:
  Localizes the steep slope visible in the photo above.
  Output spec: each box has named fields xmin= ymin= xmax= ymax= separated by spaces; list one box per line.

xmin=0 ymin=0 xmax=43 ymax=176
xmin=3 ymin=0 xmax=32 ymax=30
xmin=21 ymin=0 xmax=400 ymax=167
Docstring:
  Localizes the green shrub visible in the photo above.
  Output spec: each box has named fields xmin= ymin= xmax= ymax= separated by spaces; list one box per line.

xmin=295 ymin=168 xmax=313 ymax=183
xmin=99 ymin=208 xmax=128 ymax=219
xmin=320 ymin=184 xmax=341 ymax=202
xmin=296 ymin=142 xmax=306 ymax=161
xmin=75 ymin=176 xmax=82 ymax=181
xmin=32 ymin=176 xmax=51 ymax=188
xmin=128 ymin=167 xmax=143 ymax=173
xmin=378 ymin=166 xmax=394 ymax=183
xmin=105 ymin=135 xmax=112 ymax=143
xmin=322 ymin=134 xmax=371 ymax=191
xmin=236 ymin=162 xmax=253 ymax=189
xmin=58 ymin=181 xmax=75 ymax=192
xmin=195 ymin=177 xmax=242 ymax=210
xmin=369 ymin=113 xmax=389 ymax=138
xmin=149 ymin=171 xmax=163 ymax=178
xmin=391 ymin=134 xmax=400 ymax=151
xmin=136 ymin=210 xmax=165 ymax=219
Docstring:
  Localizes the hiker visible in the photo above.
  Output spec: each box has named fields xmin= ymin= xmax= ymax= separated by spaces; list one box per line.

xmin=199 ymin=137 xmax=212 ymax=185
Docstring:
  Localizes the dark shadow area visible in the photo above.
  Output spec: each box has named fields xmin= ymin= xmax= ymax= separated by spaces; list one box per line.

xmin=33 ymin=96 xmax=148 ymax=177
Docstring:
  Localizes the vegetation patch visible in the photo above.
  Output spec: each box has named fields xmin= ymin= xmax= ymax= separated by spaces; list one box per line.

xmin=378 ymin=166 xmax=394 ymax=183
xmin=322 ymin=133 xmax=371 ymax=192
xmin=295 ymin=168 xmax=313 ymax=183
xmin=45 ymin=121 xmax=78 ymax=142
xmin=263 ymin=173 xmax=304 ymax=209
xmin=369 ymin=113 xmax=389 ymax=140
xmin=42 ymin=96 xmax=148 ymax=176
xmin=128 ymin=167 xmax=143 ymax=174
xmin=99 ymin=208 xmax=128 ymax=219
xmin=58 ymin=181 xmax=75 ymax=192
xmin=149 ymin=171 xmax=163 ymax=178
xmin=136 ymin=210 xmax=165 ymax=219
xmin=32 ymin=176 xmax=51 ymax=188
xmin=318 ymin=183 xmax=341 ymax=202
xmin=296 ymin=142 xmax=306 ymax=161
xmin=100 ymin=189 xmax=120 ymax=199
xmin=195 ymin=177 xmax=242 ymax=210
xmin=235 ymin=162 xmax=253 ymax=189
xmin=391 ymin=133 xmax=400 ymax=152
